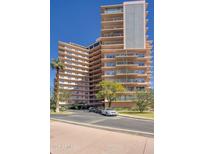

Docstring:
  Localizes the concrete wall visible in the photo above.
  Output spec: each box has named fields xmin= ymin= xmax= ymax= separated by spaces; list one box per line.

xmin=105 ymin=102 xmax=136 ymax=108
xmin=124 ymin=1 xmax=145 ymax=49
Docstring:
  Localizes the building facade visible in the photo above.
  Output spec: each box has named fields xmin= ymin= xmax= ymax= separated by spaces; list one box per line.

xmin=58 ymin=42 xmax=90 ymax=105
xmin=58 ymin=0 xmax=152 ymax=107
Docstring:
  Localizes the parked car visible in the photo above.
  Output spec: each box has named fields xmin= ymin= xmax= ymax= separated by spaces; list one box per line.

xmin=101 ymin=109 xmax=118 ymax=116
xmin=95 ymin=108 xmax=103 ymax=114
xmin=89 ymin=107 xmax=96 ymax=112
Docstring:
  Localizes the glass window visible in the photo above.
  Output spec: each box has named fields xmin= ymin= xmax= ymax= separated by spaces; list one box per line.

xmin=105 ymin=70 xmax=115 ymax=75
xmin=138 ymin=62 xmax=145 ymax=66
xmin=116 ymin=61 xmax=126 ymax=65
xmin=116 ymin=53 xmax=126 ymax=57
xmin=116 ymin=69 xmax=126 ymax=74
xmin=105 ymin=62 xmax=115 ymax=67
xmin=138 ymin=78 xmax=145 ymax=83
xmin=136 ymin=87 xmax=145 ymax=91
xmin=138 ymin=54 xmax=145 ymax=58
xmin=137 ymin=70 xmax=145 ymax=74
xmin=104 ymin=8 xmax=123 ymax=14
xmin=127 ymin=87 xmax=134 ymax=91
xmin=117 ymin=78 xmax=126 ymax=82
xmin=105 ymin=54 xmax=115 ymax=58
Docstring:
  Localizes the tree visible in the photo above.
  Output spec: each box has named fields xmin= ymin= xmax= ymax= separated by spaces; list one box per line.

xmin=149 ymin=90 xmax=154 ymax=110
xmin=51 ymin=58 xmax=65 ymax=112
xmin=50 ymin=88 xmax=70 ymax=111
xmin=96 ymin=81 xmax=125 ymax=108
xmin=59 ymin=89 xmax=70 ymax=103
xmin=134 ymin=90 xmax=154 ymax=113
xmin=50 ymin=87 xmax=56 ymax=111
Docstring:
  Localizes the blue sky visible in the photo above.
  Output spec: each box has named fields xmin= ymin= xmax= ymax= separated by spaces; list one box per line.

xmin=50 ymin=0 xmax=154 ymax=88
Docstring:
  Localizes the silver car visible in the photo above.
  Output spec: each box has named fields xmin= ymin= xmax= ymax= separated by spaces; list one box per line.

xmin=101 ymin=109 xmax=118 ymax=116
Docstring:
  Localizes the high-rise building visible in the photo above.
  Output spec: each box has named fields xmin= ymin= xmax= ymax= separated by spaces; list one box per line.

xmin=58 ymin=0 xmax=152 ymax=107
xmin=58 ymin=42 xmax=90 ymax=105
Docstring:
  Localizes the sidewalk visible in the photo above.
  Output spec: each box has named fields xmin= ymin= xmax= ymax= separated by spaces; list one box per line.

xmin=51 ymin=121 xmax=154 ymax=154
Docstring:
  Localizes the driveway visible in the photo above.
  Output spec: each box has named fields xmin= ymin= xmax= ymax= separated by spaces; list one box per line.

xmin=51 ymin=121 xmax=154 ymax=154
xmin=50 ymin=110 xmax=154 ymax=134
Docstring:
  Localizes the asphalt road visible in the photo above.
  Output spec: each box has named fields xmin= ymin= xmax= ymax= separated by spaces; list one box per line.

xmin=50 ymin=110 xmax=154 ymax=134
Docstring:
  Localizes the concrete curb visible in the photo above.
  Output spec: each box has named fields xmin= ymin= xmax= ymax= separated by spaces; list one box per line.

xmin=51 ymin=118 xmax=154 ymax=138
xmin=118 ymin=114 xmax=154 ymax=121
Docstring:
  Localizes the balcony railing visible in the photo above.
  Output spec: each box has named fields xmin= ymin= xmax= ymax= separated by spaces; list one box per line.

xmin=101 ymin=41 xmax=123 ymax=45
xmin=102 ymin=25 xmax=123 ymax=30
xmin=102 ymin=33 xmax=123 ymax=37
xmin=102 ymin=17 xmax=123 ymax=22
xmin=63 ymin=46 xmax=89 ymax=55
xmin=102 ymin=9 xmax=123 ymax=15
xmin=116 ymin=70 xmax=145 ymax=74
xmin=116 ymin=64 xmax=137 ymax=66
xmin=117 ymin=78 xmax=146 ymax=83
xmin=116 ymin=54 xmax=137 ymax=58
xmin=116 ymin=63 xmax=145 ymax=66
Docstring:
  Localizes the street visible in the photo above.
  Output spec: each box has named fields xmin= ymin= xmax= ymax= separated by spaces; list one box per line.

xmin=51 ymin=110 xmax=154 ymax=134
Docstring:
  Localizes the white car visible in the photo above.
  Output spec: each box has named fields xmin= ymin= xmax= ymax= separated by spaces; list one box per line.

xmin=101 ymin=109 xmax=118 ymax=116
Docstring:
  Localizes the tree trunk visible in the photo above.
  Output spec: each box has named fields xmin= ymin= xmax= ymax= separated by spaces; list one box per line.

xmin=55 ymin=69 xmax=60 ymax=112
xmin=108 ymin=101 xmax=112 ymax=108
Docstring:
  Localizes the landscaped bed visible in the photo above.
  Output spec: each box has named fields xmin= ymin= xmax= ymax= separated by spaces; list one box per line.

xmin=118 ymin=111 xmax=154 ymax=120
xmin=50 ymin=111 xmax=73 ymax=115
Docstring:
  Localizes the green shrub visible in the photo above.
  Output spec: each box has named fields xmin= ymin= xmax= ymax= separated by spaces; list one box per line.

xmin=50 ymin=96 xmax=56 ymax=111
xmin=60 ymin=106 xmax=66 ymax=112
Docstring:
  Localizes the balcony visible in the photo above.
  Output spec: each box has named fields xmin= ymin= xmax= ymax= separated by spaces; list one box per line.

xmin=115 ymin=73 xmax=148 ymax=78
xmin=64 ymin=59 xmax=88 ymax=65
xmin=102 ymin=25 xmax=123 ymax=31
xmin=116 ymin=63 xmax=139 ymax=66
xmin=58 ymin=46 xmax=89 ymax=57
xmin=102 ymin=16 xmax=123 ymax=22
xmin=64 ymin=61 xmax=89 ymax=69
xmin=102 ymin=33 xmax=123 ymax=37
xmin=120 ymin=82 xmax=148 ymax=86
xmin=58 ymin=51 xmax=89 ymax=61
xmin=102 ymin=74 xmax=115 ymax=78
xmin=102 ymin=28 xmax=123 ymax=32
xmin=101 ymin=9 xmax=123 ymax=15
xmin=101 ymin=58 xmax=115 ymax=63
xmin=101 ymin=66 xmax=115 ymax=70
xmin=101 ymin=41 xmax=123 ymax=45
xmin=116 ymin=54 xmax=137 ymax=58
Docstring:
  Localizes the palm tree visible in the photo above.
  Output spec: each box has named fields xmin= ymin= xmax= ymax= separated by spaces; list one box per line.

xmin=51 ymin=58 xmax=65 ymax=112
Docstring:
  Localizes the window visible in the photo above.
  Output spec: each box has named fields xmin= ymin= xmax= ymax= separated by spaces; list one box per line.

xmin=116 ymin=53 xmax=126 ymax=57
xmin=137 ymin=70 xmax=145 ymax=74
xmin=127 ymin=70 xmax=135 ymax=74
xmin=104 ymin=8 xmax=123 ymax=14
xmin=127 ymin=61 xmax=135 ymax=65
xmin=138 ymin=78 xmax=145 ymax=83
xmin=138 ymin=54 xmax=145 ymax=58
xmin=116 ymin=61 xmax=126 ymax=65
xmin=138 ymin=62 xmax=145 ymax=66
xmin=105 ymin=78 xmax=115 ymax=82
xmin=136 ymin=87 xmax=145 ymax=91
xmin=127 ymin=87 xmax=134 ymax=91
xmin=104 ymin=70 xmax=115 ymax=75
xmin=116 ymin=95 xmax=135 ymax=101
xmin=116 ymin=61 xmax=137 ymax=65
xmin=116 ymin=69 xmax=126 ymax=74
xmin=117 ymin=78 xmax=126 ymax=82
xmin=105 ymin=62 xmax=115 ymax=67
xmin=105 ymin=54 xmax=115 ymax=58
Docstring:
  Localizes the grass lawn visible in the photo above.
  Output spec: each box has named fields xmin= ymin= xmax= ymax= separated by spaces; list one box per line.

xmin=50 ymin=111 xmax=73 ymax=115
xmin=118 ymin=111 xmax=154 ymax=120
